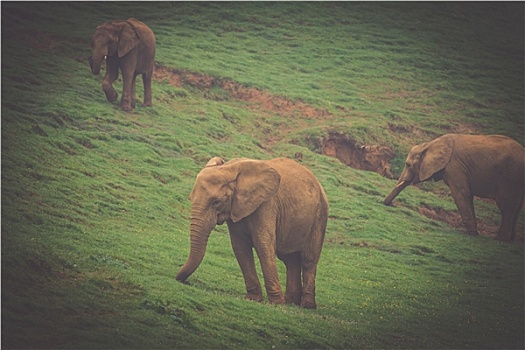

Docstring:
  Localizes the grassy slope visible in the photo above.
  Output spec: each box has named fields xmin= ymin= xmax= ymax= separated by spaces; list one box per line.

xmin=2 ymin=2 xmax=523 ymax=349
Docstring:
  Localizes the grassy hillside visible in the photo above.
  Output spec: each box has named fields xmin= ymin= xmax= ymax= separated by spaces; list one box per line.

xmin=2 ymin=2 xmax=523 ymax=349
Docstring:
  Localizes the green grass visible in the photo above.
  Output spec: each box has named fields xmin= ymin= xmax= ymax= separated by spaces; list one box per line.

xmin=2 ymin=2 xmax=523 ymax=349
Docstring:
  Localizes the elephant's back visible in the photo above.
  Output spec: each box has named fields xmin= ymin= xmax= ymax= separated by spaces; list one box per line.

xmin=267 ymin=157 xmax=328 ymax=216
xmin=266 ymin=158 xmax=326 ymax=195
xmin=265 ymin=157 xmax=319 ymax=178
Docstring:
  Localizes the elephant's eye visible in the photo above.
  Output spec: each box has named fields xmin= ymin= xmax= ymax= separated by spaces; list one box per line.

xmin=211 ymin=199 xmax=222 ymax=208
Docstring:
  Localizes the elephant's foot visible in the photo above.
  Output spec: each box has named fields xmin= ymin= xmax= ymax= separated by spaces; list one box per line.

xmin=495 ymin=226 xmax=514 ymax=242
xmin=107 ymin=93 xmax=118 ymax=102
xmin=300 ymin=297 xmax=317 ymax=309
xmin=495 ymin=232 xmax=512 ymax=242
xmin=103 ymin=87 xmax=118 ymax=102
xmin=466 ymin=230 xmax=479 ymax=236
xmin=285 ymin=292 xmax=302 ymax=305
xmin=268 ymin=294 xmax=286 ymax=305
xmin=246 ymin=292 xmax=263 ymax=303
xmin=267 ymin=290 xmax=285 ymax=305
xmin=121 ymin=97 xmax=134 ymax=112
xmin=143 ymin=101 xmax=153 ymax=107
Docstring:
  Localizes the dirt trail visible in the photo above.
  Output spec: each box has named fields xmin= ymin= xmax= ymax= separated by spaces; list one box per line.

xmin=153 ymin=64 xmax=331 ymax=119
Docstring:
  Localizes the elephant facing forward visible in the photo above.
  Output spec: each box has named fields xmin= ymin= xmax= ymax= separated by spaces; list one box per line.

xmin=384 ymin=134 xmax=524 ymax=242
xmin=176 ymin=157 xmax=329 ymax=309
xmin=89 ymin=18 xmax=155 ymax=111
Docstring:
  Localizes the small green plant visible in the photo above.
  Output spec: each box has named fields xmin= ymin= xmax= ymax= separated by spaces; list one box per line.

xmin=142 ymin=299 xmax=191 ymax=326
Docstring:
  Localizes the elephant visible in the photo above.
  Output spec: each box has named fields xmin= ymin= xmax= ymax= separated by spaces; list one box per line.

xmin=384 ymin=134 xmax=524 ymax=242
xmin=89 ymin=18 xmax=155 ymax=111
xmin=176 ymin=157 xmax=329 ymax=309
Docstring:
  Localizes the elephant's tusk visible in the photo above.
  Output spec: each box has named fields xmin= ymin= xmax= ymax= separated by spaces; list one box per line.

xmin=395 ymin=181 xmax=407 ymax=188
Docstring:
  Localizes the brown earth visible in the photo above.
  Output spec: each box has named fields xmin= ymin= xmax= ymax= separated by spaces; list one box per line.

xmin=153 ymin=64 xmax=331 ymax=119
xmin=418 ymin=203 xmax=464 ymax=231
xmin=418 ymin=202 xmax=523 ymax=242
xmin=321 ymin=132 xmax=395 ymax=178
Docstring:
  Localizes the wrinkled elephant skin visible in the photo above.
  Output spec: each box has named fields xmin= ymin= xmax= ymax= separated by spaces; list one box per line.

xmin=177 ymin=157 xmax=329 ymax=309
xmin=90 ymin=18 xmax=155 ymax=111
xmin=384 ymin=134 xmax=524 ymax=242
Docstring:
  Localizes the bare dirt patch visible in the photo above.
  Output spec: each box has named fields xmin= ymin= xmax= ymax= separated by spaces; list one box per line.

xmin=321 ymin=131 xmax=395 ymax=178
xmin=154 ymin=64 xmax=331 ymax=119
xmin=419 ymin=203 xmax=463 ymax=230
xmin=417 ymin=203 xmax=518 ymax=240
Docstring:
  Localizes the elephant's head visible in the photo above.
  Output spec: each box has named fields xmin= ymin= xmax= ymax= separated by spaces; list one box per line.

xmin=384 ymin=136 xmax=454 ymax=205
xmin=176 ymin=157 xmax=281 ymax=282
xmin=89 ymin=20 xmax=140 ymax=75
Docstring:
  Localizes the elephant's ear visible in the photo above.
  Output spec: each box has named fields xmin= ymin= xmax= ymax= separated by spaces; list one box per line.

xmin=205 ymin=157 xmax=225 ymax=168
xmin=222 ymin=160 xmax=281 ymax=223
xmin=419 ymin=135 xmax=454 ymax=181
xmin=117 ymin=21 xmax=140 ymax=57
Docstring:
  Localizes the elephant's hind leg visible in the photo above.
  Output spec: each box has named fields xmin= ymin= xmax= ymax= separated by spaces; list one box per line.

xmin=130 ymin=74 xmax=137 ymax=109
xmin=299 ymin=232 xmax=324 ymax=309
xmin=496 ymin=190 xmax=523 ymax=242
xmin=300 ymin=260 xmax=318 ymax=309
xmin=449 ymin=183 xmax=478 ymax=236
xmin=299 ymin=198 xmax=328 ymax=309
xmin=280 ymin=252 xmax=302 ymax=305
xmin=142 ymin=71 xmax=153 ymax=107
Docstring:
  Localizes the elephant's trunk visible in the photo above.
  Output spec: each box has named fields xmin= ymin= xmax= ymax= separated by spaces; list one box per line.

xmin=90 ymin=50 xmax=105 ymax=75
xmin=176 ymin=215 xmax=215 ymax=282
xmin=384 ymin=180 xmax=410 ymax=205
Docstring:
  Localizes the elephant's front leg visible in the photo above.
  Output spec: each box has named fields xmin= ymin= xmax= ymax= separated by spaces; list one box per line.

xmin=102 ymin=57 xmax=119 ymax=103
xmin=229 ymin=229 xmax=263 ymax=302
xmin=253 ymin=233 xmax=285 ymax=305
xmin=450 ymin=184 xmax=478 ymax=236
xmin=255 ymin=249 xmax=285 ymax=305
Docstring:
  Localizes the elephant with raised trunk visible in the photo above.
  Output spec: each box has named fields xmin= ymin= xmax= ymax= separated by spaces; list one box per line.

xmin=384 ymin=134 xmax=524 ymax=242
xmin=176 ymin=157 xmax=329 ymax=309
xmin=89 ymin=18 xmax=155 ymax=111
